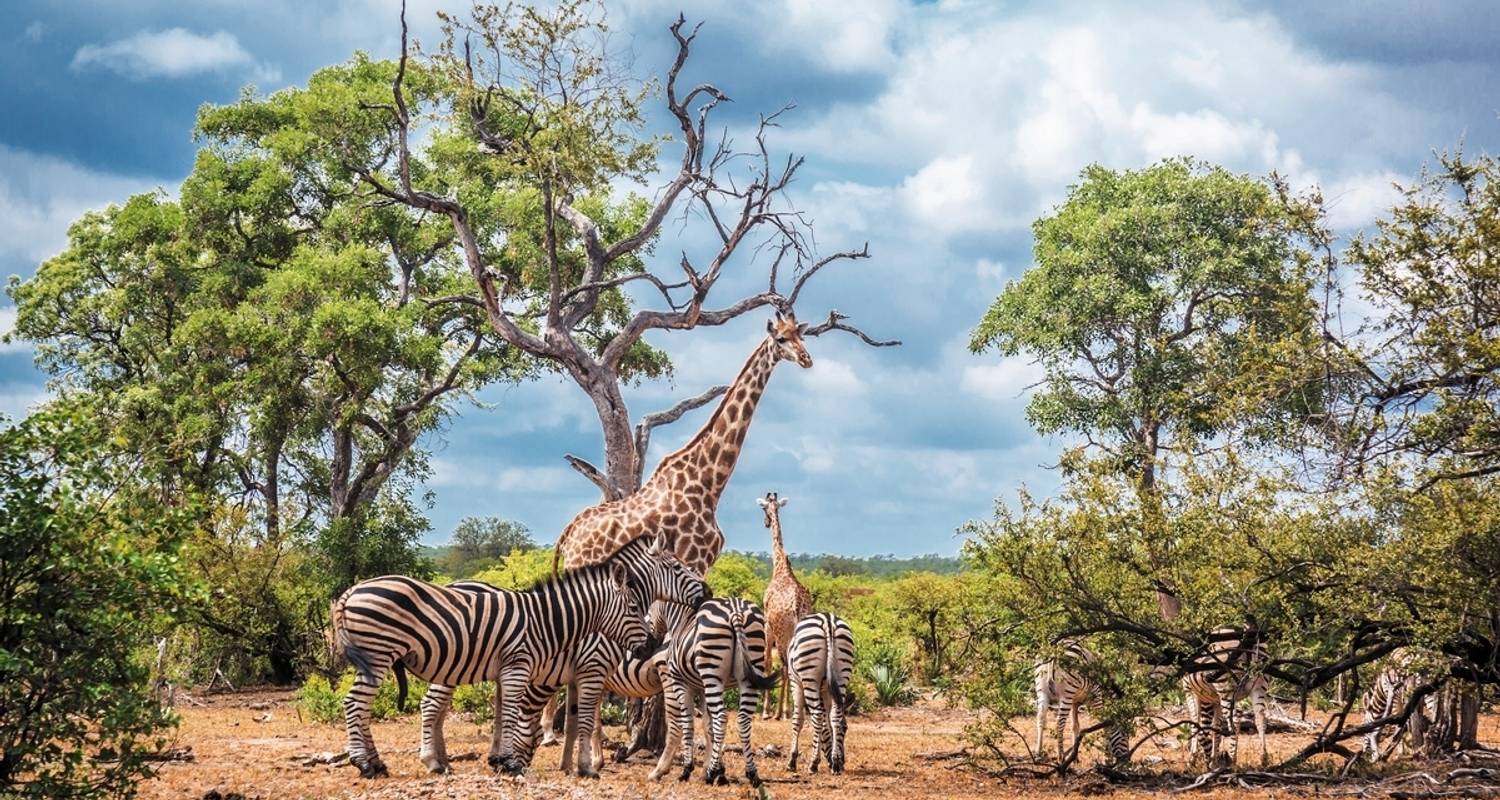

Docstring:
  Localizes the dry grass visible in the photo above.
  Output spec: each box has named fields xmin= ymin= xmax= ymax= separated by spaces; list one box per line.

xmin=138 ymin=690 xmax=1497 ymax=800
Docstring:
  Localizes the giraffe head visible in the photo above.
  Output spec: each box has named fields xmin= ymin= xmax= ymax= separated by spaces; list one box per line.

xmin=766 ymin=312 xmax=813 ymax=368
xmin=756 ymin=491 xmax=788 ymax=528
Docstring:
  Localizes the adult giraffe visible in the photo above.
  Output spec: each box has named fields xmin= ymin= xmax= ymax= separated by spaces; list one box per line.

xmin=553 ymin=312 xmax=813 ymax=576
xmin=758 ymin=491 xmax=813 ymax=720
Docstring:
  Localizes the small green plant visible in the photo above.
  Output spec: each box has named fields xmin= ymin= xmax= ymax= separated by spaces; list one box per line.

xmin=296 ymin=670 xmax=427 ymax=724
xmin=452 ymin=682 xmax=495 ymax=722
xmin=600 ymin=699 xmax=628 ymax=726
xmin=865 ymin=661 xmax=918 ymax=707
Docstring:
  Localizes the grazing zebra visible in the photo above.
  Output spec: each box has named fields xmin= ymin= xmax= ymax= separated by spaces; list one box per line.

xmin=418 ymin=587 xmax=652 ymax=776
xmin=1033 ymin=640 xmax=1129 ymax=765
xmin=1182 ymin=626 xmax=1269 ymax=768
xmin=649 ymin=598 xmax=780 ymax=787
xmin=330 ymin=535 xmax=708 ymax=778
xmin=785 ymin=612 xmax=854 ymax=774
xmin=573 ymin=599 xmax=700 ymax=772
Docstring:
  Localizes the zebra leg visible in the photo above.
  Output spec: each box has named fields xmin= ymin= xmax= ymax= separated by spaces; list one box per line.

xmin=702 ymin=680 xmax=729 ymax=786
xmin=1055 ymin=699 xmax=1070 ymax=764
xmin=739 ymin=686 xmax=762 ymax=787
xmin=572 ymin=677 xmax=604 ymax=779
xmin=343 ymin=667 xmax=388 ymax=778
xmin=539 ymin=693 xmax=560 ymax=747
xmin=419 ymin=684 xmax=455 ymax=774
xmin=489 ymin=669 xmax=530 ymax=775
xmin=649 ymin=676 xmax=690 ymax=781
xmin=1219 ymin=695 xmax=1238 ymax=768
xmin=830 ymin=691 xmax=848 ymax=775
xmin=809 ymin=693 xmax=829 ymax=774
xmin=559 ymin=686 xmax=579 ymax=774
xmin=1034 ymin=688 xmax=1049 ymax=759
xmin=1251 ymin=684 xmax=1269 ymax=766
xmin=787 ymin=671 xmax=806 ymax=772
xmin=1193 ymin=694 xmax=1216 ymax=769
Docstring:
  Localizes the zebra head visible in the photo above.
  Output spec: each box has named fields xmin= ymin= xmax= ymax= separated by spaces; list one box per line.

xmin=613 ymin=534 xmax=711 ymax=613
xmin=601 ymin=560 xmax=657 ymax=659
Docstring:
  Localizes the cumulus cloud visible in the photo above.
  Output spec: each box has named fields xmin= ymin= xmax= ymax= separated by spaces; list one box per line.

xmin=71 ymin=28 xmax=279 ymax=83
xmin=0 ymin=308 xmax=27 ymax=354
xmin=0 ymin=144 xmax=161 ymax=264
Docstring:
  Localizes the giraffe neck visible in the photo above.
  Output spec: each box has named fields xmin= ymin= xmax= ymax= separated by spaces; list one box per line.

xmin=646 ymin=336 xmax=777 ymax=503
xmin=769 ymin=516 xmax=794 ymax=577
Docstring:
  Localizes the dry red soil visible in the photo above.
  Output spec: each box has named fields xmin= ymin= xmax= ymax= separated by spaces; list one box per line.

xmin=138 ymin=689 xmax=1498 ymax=800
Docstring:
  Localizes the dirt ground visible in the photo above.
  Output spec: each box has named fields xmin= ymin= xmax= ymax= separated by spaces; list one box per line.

xmin=139 ymin=689 xmax=1499 ymax=800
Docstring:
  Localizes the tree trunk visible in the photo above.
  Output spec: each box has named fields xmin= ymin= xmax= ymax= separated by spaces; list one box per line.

xmin=626 ymin=695 xmax=667 ymax=758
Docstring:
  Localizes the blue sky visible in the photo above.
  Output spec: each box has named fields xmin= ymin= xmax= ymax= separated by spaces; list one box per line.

xmin=3 ymin=0 xmax=1498 ymax=556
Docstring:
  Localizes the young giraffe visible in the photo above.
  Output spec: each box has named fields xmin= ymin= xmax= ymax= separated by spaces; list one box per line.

xmin=552 ymin=312 xmax=814 ymax=577
xmin=759 ymin=492 xmax=814 ymax=720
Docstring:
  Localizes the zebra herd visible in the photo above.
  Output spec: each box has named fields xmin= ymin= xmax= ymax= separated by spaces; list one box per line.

xmin=1033 ymin=629 xmax=1470 ymax=769
xmin=329 ymin=534 xmax=856 ymax=785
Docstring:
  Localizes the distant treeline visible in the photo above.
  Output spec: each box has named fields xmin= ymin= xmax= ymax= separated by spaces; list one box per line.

xmin=720 ymin=550 xmax=963 ymax=579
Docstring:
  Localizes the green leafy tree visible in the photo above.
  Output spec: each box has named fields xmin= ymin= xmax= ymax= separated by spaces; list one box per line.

xmin=0 ymin=412 xmax=192 ymax=798
xmin=969 ymin=158 xmax=1322 ymax=618
xmin=439 ymin=515 xmax=534 ymax=576
xmin=1336 ymin=150 xmax=1500 ymax=487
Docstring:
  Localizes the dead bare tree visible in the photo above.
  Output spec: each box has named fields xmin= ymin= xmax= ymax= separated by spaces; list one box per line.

xmin=355 ymin=2 xmax=897 ymax=500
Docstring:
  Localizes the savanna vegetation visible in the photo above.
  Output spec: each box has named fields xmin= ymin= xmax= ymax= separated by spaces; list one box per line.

xmin=2 ymin=0 xmax=1498 ymax=797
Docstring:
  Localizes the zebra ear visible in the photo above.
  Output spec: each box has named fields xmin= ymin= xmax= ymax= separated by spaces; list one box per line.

xmin=608 ymin=559 xmax=630 ymax=591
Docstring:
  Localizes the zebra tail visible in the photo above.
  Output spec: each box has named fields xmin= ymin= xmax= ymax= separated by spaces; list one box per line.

xmin=735 ymin=617 xmax=781 ymax=691
xmin=824 ymin=616 xmax=845 ymax=708
xmin=394 ymin=661 xmax=409 ymax=713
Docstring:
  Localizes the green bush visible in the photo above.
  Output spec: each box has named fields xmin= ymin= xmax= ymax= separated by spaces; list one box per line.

xmin=296 ymin=670 xmax=426 ymax=724
xmin=451 ymin=682 xmax=495 ymax=722
xmin=0 ymin=413 xmax=194 ymax=799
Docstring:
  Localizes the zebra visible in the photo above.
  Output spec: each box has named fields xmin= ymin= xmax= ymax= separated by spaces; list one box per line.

xmin=785 ymin=612 xmax=854 ymax=774
xmin=417 ymin=586 xmax=651 ymax=777
xmin=1033 ymin=640 xmax=1129 ymax=765
xmin=649 ymin=598 xmax=780 ymax=787
xmin=1182 ymin=626 xmax=1269 ymax=768
xmin=1362 ymin=649 xmax=1424 ymax=761
xmin=330 ymin=534 xmax=708 ymax=778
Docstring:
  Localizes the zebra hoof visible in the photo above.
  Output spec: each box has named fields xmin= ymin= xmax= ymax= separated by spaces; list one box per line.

xmin=424 ymin=761 xmax=450 ymax=775
xmin=678 ymin=763 xmax=694 ymax=782
xmin=704 ymin=764 xmax=727 ymax=786
xmin=831 ymin=758 xmax=844 ymax=775
xmin=787 ymin=753 xmax=799 ymax=773
xmin=576 ymin=766 xmax=600 ymax=780
xmin=356 ymin=758 xmax=388 ymax=779
xmin=746 ymin=767 xmax=762 ymax=788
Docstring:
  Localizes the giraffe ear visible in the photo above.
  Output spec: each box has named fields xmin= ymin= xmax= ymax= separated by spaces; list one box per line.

xmin=777 ymin=497 xmax=788 ymax=508
xmin=756 ymin=497 xmax=770 ymax=509
xmin=796 ymin=322 xmax=809 ymax=335
xmin=766 ymin=318 xmax=775 ymax=334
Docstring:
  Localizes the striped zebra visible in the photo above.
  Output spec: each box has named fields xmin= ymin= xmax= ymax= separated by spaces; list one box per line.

xmin=649 ymin=598 xmax=780 ymax=787
xmin=573 ymin=599 xmax=700 ymax=772
xmin=330 ymin=535 xmax=708 ymax=778
xmin=417 ymin=588 xmax=651 ymax=776
xmin=1362 ymin=649 xmax=1423 ymax=761
xmin=1033 ymin=640 xmax=1129 ymax=765
xmin=1182 ymin=626 xmax=1269 ymax=768
xmin=785 ymin=612 xmax=855 ymax=774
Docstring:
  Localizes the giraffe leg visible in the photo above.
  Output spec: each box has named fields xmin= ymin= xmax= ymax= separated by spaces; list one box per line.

xmin=419 ymin=684 xmax=455 ymax=773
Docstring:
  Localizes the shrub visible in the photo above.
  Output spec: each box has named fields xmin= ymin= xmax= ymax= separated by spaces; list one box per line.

xmin=0 ymin=414 xmax=192 ymax=798
xmin=863 ymin=645 xmax=919 ymax=707
xmin=451 ymin=682 xmax=495 ymax=722
xmin=295 ymin=670 xmax=426 ymax=724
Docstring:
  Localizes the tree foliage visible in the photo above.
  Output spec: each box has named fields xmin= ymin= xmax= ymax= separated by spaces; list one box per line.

xmin=0 ymin=412 xmax=192 ymax=798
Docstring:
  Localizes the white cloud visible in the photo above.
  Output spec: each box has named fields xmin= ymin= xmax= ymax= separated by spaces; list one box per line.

xmin=960 ymin=358 xmax=1045 ymax=404
xmin=496 ymin=466 xmax=575 ymax=493
xmin=780 ymin=0 xmax=903 ymax=72
xmin=71 ymin=28 xmax=279 ymax=83
xmin=1324 ymin=171 xmax=1405 ymax=230
xmin=0 ymin=145 xmax=161 ymax=265
xmin=0 ymin=383 xmax=47 ymax=421
xmin=22 ymin=22 xmax=45 ymax=43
